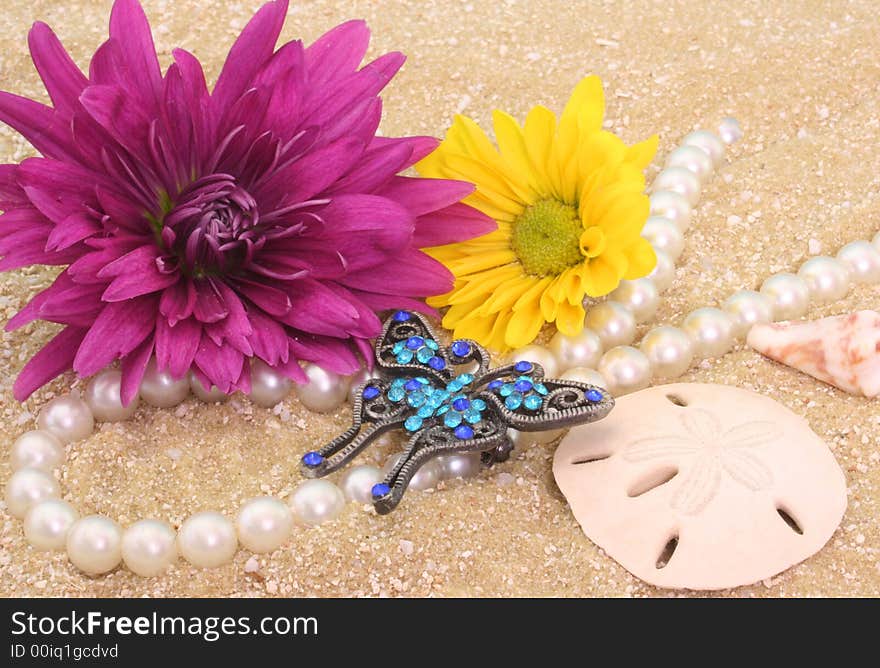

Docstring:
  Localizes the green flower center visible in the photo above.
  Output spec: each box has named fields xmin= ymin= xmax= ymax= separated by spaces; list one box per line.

xmin=511 ymin=199 xmax=583 ymax=276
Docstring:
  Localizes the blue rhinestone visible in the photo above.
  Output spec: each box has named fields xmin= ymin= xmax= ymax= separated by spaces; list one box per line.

xmin=425 ymin=339 xmax=439 ymax=351
xmin=362 ymin=385 xmax=380 ymax=400
xmin=500 ymin=383 xmax=514 ymax=397
xmin=452 ymin=397 xmax=470 ymax=411
xmin=416 ymin=377 xmax=430 ymax=385
xmin=417 ymin=405 xmax=434 ymax=418
xmin=454 ymin=425 xmax=474 ymax=440
xmin=417 ymin=347 xmax=434 ymax=363
xmin=514 ymin=361 xmax=533 ymax=373
xmin=524 ymin=395 xmax=543 ymax=411
xmin=407 ymin=391 xmax=426 ymax=408
xmin=388 ymin=387 xmax=405 ymax=402
xmin=505 ymin=392 xmax=523 ymax=410
xmin=396 ymin=350 xmax=414 ymax=364
xmin=447 ymin=380 xmax=463 ymax=393
xmin=451 ymin=340 xmax=472 ymax=357
xmin=471 ymin=399 xmax=487 ymax=411
xmin=371 ymin=483 xmax=391 ymax=498
xmin=391 ymin=377 xmax=406 ymax=387
xmin=392 ymin=311 xmax=411 ymax=322
xmin=458 ymin=373 xmax=474 ymax=385
xmin=405 ymin=336 xmax=424 ymax=350
xmin=514 ymin=379 xmax=533 ymax=392
xmin=393 ymin=341 xmax=405 ymax=354
xmin=586 ymin=389 xmax=604 ymax=402
xmin=444 ymin=412 xmax=463 ymax=428
xmin=464 ymin=408 xmax=482 ymax=424
xmin=404 ymin=416 xmax=423 ymax=432
xmin=404 ymin=379 xmax=422 ymax=392
xmin=428 ymin=356 xmax=446 ymax=370
xmin=534 ymin=383 xmax=548 ymax=396
xmin=488 ymin=380 xmax=503 ymax=391
xmin=302 ymin=451 xmax=323 ymax=467
xmin=436 ymin=405 xmax=449 ymax=416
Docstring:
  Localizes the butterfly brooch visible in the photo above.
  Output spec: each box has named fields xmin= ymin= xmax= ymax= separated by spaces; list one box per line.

xmin=300 ymin=310 xmax=614 ymax=514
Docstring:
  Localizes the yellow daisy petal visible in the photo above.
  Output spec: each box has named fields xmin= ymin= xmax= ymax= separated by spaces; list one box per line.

xmin=555 ymin=299 xmax=586 ymax=336
xmin=625 ymin=134 xmax=659 ymax=170
xmin=579 ymin=226 xmax=607 ymax=258
xmin=523 ymin=105 xmax=556 ymax=176
xmin=622 ymin=237 xmax=657 ymax=279
xmin=559 ymin=75 xmax=605 ymax=139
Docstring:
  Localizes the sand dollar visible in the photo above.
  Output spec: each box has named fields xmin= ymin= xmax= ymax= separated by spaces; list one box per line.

xmin=553 ymin=383 xmax=847 ymax=590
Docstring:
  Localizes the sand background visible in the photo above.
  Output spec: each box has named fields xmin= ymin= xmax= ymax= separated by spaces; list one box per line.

xmin=0 ymin=0 xmax=878 ymax=597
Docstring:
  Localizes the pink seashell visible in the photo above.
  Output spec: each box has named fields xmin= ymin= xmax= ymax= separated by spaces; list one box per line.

xmin=747 ymin=310 xmax=880 ymax=397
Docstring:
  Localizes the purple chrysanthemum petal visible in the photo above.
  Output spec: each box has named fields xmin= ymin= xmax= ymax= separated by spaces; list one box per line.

xmin=156 ymin=317 xmax=201 ymax=379
xmin=13 ymin=326 xmax=88 ymax=402
xmin=0 ymin=0 xmax=494 ymax=399
xmin=119 ymin=335 xmax=154 ymax=405
xmin=27 ymin=23 xmax=89 ymax=112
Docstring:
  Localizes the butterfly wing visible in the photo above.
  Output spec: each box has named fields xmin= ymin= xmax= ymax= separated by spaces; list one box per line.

xmin=477 ymin=373 xmax=614 ymax=432
xmin=371 ymin=409 xmax=507 ymax=514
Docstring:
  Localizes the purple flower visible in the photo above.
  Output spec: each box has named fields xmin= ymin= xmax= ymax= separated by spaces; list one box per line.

xmin=0 ymin=0 xmax=494 ymax=403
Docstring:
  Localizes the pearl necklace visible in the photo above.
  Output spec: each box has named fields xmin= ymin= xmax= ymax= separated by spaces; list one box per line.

xmin=509 ymin=117 xmax=880 ymax=398
xmin=9 ymin=118 xmax=880 ymax=578
xmin=5 ymin=360 xmax=482 ymax=576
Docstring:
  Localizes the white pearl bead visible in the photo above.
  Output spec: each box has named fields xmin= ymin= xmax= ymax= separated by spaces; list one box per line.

xmin=666 ymin=145 xmax=714 ymax=182
xmin=24 ymin=499 xmax=78 ymax=551
xmin=11 ymin=430 xmax=64 ymax=472
xmin=640 ymin=326 xmax=694 ymax=378
xmin=338 ymin=465 xmax=384 ymax=503
xmin=177 ymin=511 xmax=238 ymax=568
xmin=682 ymin=307 xmax=735 ymax=358
xmin=121 ymin=519 xmax=178 ymax=577
xmin=84 ymin=369 xmax=139 ymax=422
xmin=236 ymin=497 xmax=293 ymax=554
xmin=437 ymin=453 xmax=482 ymax=480
xmin=642 ymin=216 xmax=685 ymax=261
xmin=139 ymin=358 xmax=189 ymax=408
xmin=650 ymin=190 xmax=693 ymax=232
xmin=346 ymin=367 xmax=380 ymax=405
xmin=288 ymin=479 xmax=345 ymax=526
xmin=294 ymin=364 xmax=349 ymax=413
xmin=190 ymin=373 xmax=229 ymax=403
xmin=249 ymin=360 xmax=292 ymax=408
xmin=598 ymin=346 xmax=652 ymax=397
xmin=718 ymin=117 xmax=744 ymax=144
xmin=836 ymin=240 xmax=880 ymax=284
xmin=610 ymin=278 xmax=659 ymax=323
xmin=66 ymin=515 xmax=123 ymax=575
xmin=548 ymin=329 xmax=603 ymax=372
xmin=723 ymin=290 xmax=774 ymax=337
xmin=382 ymin=453 xmax=443 ymax=491
xmin=648 ymin=250 xmax=676 ymax=292
xmin=798 ymin=256 xmax=851 ymax=303
xmin=681 ymin=130 xmax=725 ymax=167
xmin=37 ymin=394 xmax=94 ymax=443
xmin=585 ymin=302 xmax=636 ymax=349
xmin=5 ymin=468 xmax=60 ymax=519
xmin=508 ymin=345 xmax=559 ymax=378
xmin=560 ymin=367 xmax=608 ymax=388
xmin=651 ymin=167 xmax=701 ymax=206
xmin=506 ymin=428 xmax=531 ymax=451
xmin=760 ymin=273 xmax=810 ymax=321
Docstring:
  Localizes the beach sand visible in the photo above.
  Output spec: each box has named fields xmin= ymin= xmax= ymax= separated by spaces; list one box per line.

xmin=1 ymin=0 xmax=878 ymax=597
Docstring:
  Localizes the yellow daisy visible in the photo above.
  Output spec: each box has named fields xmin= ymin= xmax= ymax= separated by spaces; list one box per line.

xmin=416 ymin=75 xmax=658 ymax=351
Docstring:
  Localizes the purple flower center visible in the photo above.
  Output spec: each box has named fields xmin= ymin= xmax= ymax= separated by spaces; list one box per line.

xmin=160 ymin=174 xmax=265 ymax=275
